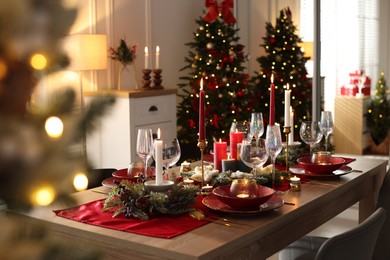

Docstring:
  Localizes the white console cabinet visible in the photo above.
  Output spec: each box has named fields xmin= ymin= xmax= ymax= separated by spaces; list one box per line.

xmin=85 ymin=89 xmax=177 ymax=169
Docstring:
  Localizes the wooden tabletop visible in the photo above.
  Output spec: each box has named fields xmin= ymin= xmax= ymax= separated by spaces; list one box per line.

xmin=18 ymin=156 xmax=388 ymax=260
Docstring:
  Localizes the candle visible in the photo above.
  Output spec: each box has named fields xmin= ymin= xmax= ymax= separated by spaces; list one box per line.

xmin=155 ymin=45 xmax=160 ymax=69
xmin=199 ymin=78 xmax=206 ymax=140
xmin=183 ymin=178 xmax=194 ymax=186
xmin=213 ymin=138 xmax=227 ymax=172
xmin=222 ymin=154 xmax=237 ymax=172
xmin=269 ymin=74 xmax=275 ymax=125
xmin=155 ymin=128 xmax=163 ymax=185
xmin=290 ymin=175 xmax=301 ymax=191
xmin=229 ymin=129 xmax=243 ymax=160
xmin=289 ymin=107 xmax=294 ymax=144
xmin=284 ymin=83 xmax=291 ymax=127
xmin=237 ymin=194 xmax=250 ymax=198
xmin=144 ymin=46 xmax=149 ymax=69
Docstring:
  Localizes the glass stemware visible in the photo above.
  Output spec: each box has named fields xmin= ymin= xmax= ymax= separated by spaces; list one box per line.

xmin=299 ymin=121 xmax=323 ymax=155
xmin=154 ymin=138 xmax=181 ymax=176
xmin=266 ymin=125 xmax=283 ymax=189
xmin=320 ymin=111 xmax=334 ymax=151
xmin=240 ymin=138 xmax=269 ymax=176
xmin=249 ymin=112 xmax=265 ymax=143
xmin=136 ymin=128 xmax=154 ymax=179
xmin=230 ymin=121 xmax=250 ymax=141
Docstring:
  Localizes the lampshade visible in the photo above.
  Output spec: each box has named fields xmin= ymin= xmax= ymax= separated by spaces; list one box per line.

xmin=299 ymin=41 xmax=313 ymax=60
xmin=64 ymin=34 xmax=107 ymax=71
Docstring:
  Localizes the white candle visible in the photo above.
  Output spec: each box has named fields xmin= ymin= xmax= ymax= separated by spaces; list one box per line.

xmin=284 ymin=83 xmax=291 ymax=127
xmin=290 ymin=176 xmax=300 ymax=182
xmin=289 ymin=107 xmax=294 ymax=144
xmin=144 ymin=46 xmax=149 ymax=69
xmin=155 ymin=128 xmax=163 ymax=185
xmin=155 ymin=45 xmax=160 ymax=69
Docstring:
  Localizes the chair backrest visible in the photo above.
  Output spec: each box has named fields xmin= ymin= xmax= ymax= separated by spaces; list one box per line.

xmin=373 ymin=168 xmax=390 ymax=260
xmin=315 ymin=207 xmax=386 ymax=260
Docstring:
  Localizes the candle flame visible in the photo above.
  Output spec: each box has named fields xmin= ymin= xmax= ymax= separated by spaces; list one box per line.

xmin=156 ymin=45 xmax=160 ymax=53
xmin=200 ymin=78 xmax=203 ymax=90
xmin=157 ymin=128 xmax=161 ymax=139
xmin=287 ymin=83 xmax=290 ymax=90
xmin=144 ymin=46 xmax=148 ymax=54
xmin=219 ymin=138 xmax=222 ymax=142
xmin=271 ymin=74 xmax=274 ymax=84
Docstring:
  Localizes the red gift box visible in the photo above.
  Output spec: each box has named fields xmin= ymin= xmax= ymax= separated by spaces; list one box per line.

xmin=340 ymin=70 xmax=371 ymax=97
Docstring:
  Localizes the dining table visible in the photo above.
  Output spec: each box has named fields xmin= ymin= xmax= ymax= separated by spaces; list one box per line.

xmin=15 ymin=155 xmax=388 ymax=260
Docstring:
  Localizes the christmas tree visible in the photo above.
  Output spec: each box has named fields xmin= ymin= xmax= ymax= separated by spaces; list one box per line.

xmin=177 ymin=1 xmax=255 ymax=153
xmin=367 ymin=72 xmax=390 ymax=145
xmin=251 ymin=7 xmax=311 ymax=140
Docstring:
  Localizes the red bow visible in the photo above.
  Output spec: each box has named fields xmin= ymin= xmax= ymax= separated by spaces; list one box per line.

xmin=203 ymin=0 xmax=236 ymax=24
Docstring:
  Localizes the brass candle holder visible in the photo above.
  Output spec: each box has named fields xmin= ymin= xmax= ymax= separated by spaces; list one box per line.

xmin=283 ymin=126 xmax=291 ymax=172
xmin=142 ymin=69 xmax=152 ymax=89
xmin=197 ymin=139 xmax=207 ymax=187
xmin=152 ymin=69 xmax=164 ymax=89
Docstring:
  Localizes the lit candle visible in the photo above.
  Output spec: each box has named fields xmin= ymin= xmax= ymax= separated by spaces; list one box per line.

xmin=155 ymin=128 xmax=163 ymax=185
xmin=199 ymin=78 xmax=206 ymax=140
xmin=229 ymin=129 xmax=243 ymax=160
xmin=290 ymin=175 xmax=301 ymax=191
xmin=284 ymin=83 xmax=291 ymax=127
xmin=289 ymin=107 xmax=294 ymax=144
xmin=237 ymin=194 xmax=249 ymax=198
xmin=213 ymin=138 xmax=227 ymax=172
xmin=155 ymin=45 xmax=160 ymax=69
xmin=144 ymin=46 xmax=149 ymax=69
xmin=183 ymin=178 xmax=194 ymax=185
xmin=269 ymin=74 xmax=275 ymax=125
xmin=290 ymin=176 xmax=300 ymax=182
xmin=222 ymin=154 xmax=237 ymax=172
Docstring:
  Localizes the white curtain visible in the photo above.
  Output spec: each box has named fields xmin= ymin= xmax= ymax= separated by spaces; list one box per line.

xmin=300 ymin=0 xmax=379 ymax=112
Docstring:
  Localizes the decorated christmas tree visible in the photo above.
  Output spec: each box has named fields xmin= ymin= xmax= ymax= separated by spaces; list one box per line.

xmin=251 ymin=7 xmax=311 ymax=140
xmin=177 ymin=1 xmax=255 ymax=153
xmin=367 ymin=72 xmax=390 ymax=146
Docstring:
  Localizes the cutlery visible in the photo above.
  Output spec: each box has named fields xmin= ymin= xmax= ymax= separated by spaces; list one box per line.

xmin=189 ymin=210 xmax=250 ymax=228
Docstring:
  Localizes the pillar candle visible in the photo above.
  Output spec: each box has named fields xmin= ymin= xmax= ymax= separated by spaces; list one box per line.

xmin=155 ymin=46 xmax=160 ymax=69
xmin=269 ymin=74 xmax=275 ymax=125
xmin=222 ymin=155 xmax=237 ymax=172
xmin=229 ymin=129 xmax=243 ymax=160
xmin=289 ymin=107 xmax=294 ymax=144
xmin=213 ymin=138 xmax=227 ymax=172
xmin=144 ymin=46 xmax=149 ymax=69
xmin=154 ymin=128 xmax=163 ymax=185
xmin=284 ymin=83 xmax=291 ymax=127
xmin=199 ymin=78 xmax=205 ymax=140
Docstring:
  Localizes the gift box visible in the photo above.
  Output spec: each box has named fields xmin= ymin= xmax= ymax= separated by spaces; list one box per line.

xmin=340 ymin=70 xmax=371 ymax=97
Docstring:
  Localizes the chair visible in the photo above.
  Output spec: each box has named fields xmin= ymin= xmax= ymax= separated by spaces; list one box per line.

xmin=279 ymin=207 xmax=386 ymax=260
xmin=373 ymin=168 xmax=390 ymax=260
xmin=87 ymin=168 xmax=117 ymax=189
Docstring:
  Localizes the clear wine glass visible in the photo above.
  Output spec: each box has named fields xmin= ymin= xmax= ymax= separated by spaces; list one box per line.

xmin=154 ymin=138 xmax=181 ymax=176
xmin=248 ymin=112 xmax=265 ymax=143
xmin=266 ymin=125 xmax=283 ymax=189
xmin=300 ymin=121 xmax=323 ymax=155
xmin=320 ymin=111 xmax=334 ymax=151
xmin=136 ymin=128 xmax=154 ymax=179
xmin=240 ymin=138 xmax=269 ymax=176
xmin=230 ymin=121 xmax=250 ymax=141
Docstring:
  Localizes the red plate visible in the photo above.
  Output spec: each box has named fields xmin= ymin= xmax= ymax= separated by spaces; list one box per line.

xmin=102 ymin=177 xmax=117 ymax=188
xmin=289 ymin=165 xmax=353 ymax=179
xmin=202 ymin=194 xmax=284 ymax=215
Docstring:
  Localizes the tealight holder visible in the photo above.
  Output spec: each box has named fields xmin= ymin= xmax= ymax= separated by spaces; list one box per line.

xmin=311 ymin=151 xmax=332 ymax=165
xmin=229 ymin=179 xmax=258 ymax=198
xmin=289 ymin=176 xmax=301 ymax=191
xmin=152 ymin=69 xmax=164 ymax=89
xmin=142 ymin=69 xmax=152 ymax=89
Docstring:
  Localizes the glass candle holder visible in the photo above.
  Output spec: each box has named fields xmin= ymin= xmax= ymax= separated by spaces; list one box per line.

xmin=290 ymin=176 xmax=301 ymax=191
xmin=229 ymin=179 xmax=258 ymax=198
xmin=311 ymin=151 xmax=332 ymax=165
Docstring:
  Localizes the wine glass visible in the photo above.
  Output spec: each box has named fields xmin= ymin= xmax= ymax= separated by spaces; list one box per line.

xmin=266 ymin=125 xmax=283 ymax=189
xmin=230 ymin=121 xmax=250 ymax=141
xmin=154 ymin=138 xmax=181 ymax=176
xmin=240 ymin=138 xmax=269 ymax=176
xmin=300 ymin=121 xmax=323 ymax=155
xmin=136 ymin=128 xmax=154 ymax=179
xmin=320 ymin=111 xmax=334 ymax=151
xmin=248 ymin=112 xmax=265 ymax=143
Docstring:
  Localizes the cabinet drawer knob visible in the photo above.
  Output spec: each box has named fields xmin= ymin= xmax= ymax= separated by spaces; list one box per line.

xmin=149 ymin=105 xmax=158 ymax=112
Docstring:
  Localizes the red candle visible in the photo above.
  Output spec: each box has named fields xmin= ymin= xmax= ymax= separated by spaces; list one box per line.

xmin=213 ymin=138 xmax=227 ymax=172
xmin=269 ymin=74 xmax=275 ymax=125
xmin=199 ymin=78 xmax=206 ymax=140
xmin=229 ymin=129 xmax=244 ymax=160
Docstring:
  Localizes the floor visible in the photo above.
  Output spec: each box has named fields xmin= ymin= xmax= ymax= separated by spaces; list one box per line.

xmin=268 ymin=154 xmax=389 ymax=260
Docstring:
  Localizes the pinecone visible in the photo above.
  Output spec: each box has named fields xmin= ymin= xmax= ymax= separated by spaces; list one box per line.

xmin=135 ymin=195 xmax=150 ymax=210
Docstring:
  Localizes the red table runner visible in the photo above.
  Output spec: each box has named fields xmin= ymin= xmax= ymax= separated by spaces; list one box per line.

xmin=54 ymin=196 xmax=211 ymax=239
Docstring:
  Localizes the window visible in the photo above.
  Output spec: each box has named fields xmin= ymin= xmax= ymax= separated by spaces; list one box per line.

xmin=300 ymin=0 xmax=379 ymax=111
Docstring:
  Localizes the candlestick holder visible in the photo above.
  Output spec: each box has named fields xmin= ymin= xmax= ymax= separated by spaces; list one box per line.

xmin=197 ymin=139 xmax=207 ymax=187
xmin=142 ymin=69 xmax=152 ymax=89
xmin=283 ymin=126 xmax=291 ymax=172
xmin=152 ymin=69 xmax=164 ymax=89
